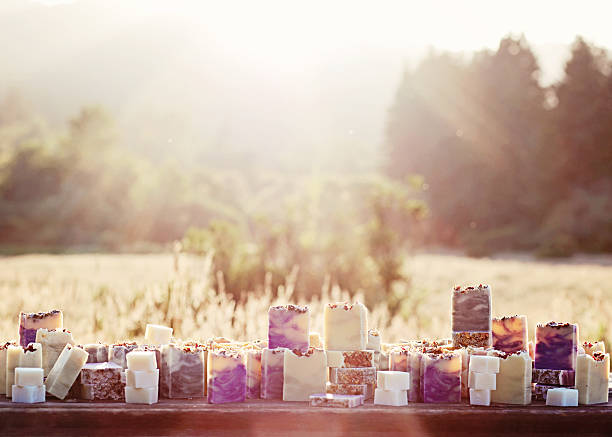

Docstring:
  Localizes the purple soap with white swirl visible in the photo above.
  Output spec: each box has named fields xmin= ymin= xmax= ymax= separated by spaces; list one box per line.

xmin=206 ymin=349 xmax=246 ymax=404
xmin=261 ymin=347 xmax=286 ymax=399
xmin=19 ymin=310 xmax=63 ymax=347
xmin=535 ymin=322 xmax=578 ymax=370
xmin=268 ymin=305 xmax=310 ymax=352
xmin=422 ymin=352 xmax=461 ymax=403
xmin=492 ymin=315 xmax=528 ymax=353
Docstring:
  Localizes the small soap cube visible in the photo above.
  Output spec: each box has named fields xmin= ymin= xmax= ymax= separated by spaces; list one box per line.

xmin=468 ymin=372 xmax=496 ymax=390
xmin=126 ymin=369 xmax=160 ymax=388
xmin=310 ymin=393 xmax=364 ymax=408
xmin=324 ymin=302 xmax=368 ymax=351
xmin=144 ymin=324 xmax=173 ymax=346
xmin=12 ymin=384 xmax=46 ymax=403
xmin=326 ymin=350 xmax=374 ymax=368
xmin=268 ymin=305 xmax=310 ymax=351
xmin=377 ymin=371 xmax=410 ymax=391
xmin=535 ymin=322 xmax=578 ymax=371
xmin=546 ymin=388 xmax=578 ymax=407
xmin=374 ymin=388 xmax=408 ymax=406
xmin=261 ymin=348 xmax=286 ymax=399
xmin=126 ymin=351 xmax=157 ymax=371
xmin=469 ymin=355 xmax=500 ymax=374
xmin=330 ymin=366 xmax=376 ymax=385
xmin=15 ymin=367 xmax=44 ymax=386
xmin=469 ymin=388 xmax=491 ymax=406
xmin=492 ymin=315 xmax=528 ymax=353
xmin=283 ymin=348 xmax=326 ymax=401
xmin=125 ymin=386 xmax=158 ymax=404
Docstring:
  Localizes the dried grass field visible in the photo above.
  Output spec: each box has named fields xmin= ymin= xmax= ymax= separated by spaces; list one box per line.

xmin=0 ymin=253 xmax=610 ymax=346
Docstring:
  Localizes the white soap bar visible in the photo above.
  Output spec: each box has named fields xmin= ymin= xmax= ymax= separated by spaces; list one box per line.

xmin=283 ymin=348 xmax=327 ymax=401
xmin=488 ymin=350 xmax=532 ymax=405
xmin=12 ymin=384 xmax=45 ymax=403
xmin=377 ymin=371 xmax=410 ymax=391
xmin=126 ymin=351 xmax=157 ymax=371
xmin=5 ymin=345 xmax=23 ymax=397
xmin=126 ymin=369 xmax=160 ymax=388
xmin=469 ymin=355 xmax=500 ymax=374
xmin=125 ymin=386 xmax=159 ymax=404
xmin=45 ymin=344 xmax=89 ymax=400
xmin=324 ymin=302 xmax=368 ymax=351
xmin=576 ymin=353 xmax=609 ymax=405
xmin=15 ymin=368 xmax=44 ymax=387
xmin=367 ymin=329 xmax=382 ymax=352
xmin=374 ymin=388 xmax=408 ymax=406
xmin=468 ymin=372 xmax=496 ymax=390
xmin=144 ymin=324 xmax=173 ymax=346
xmin=546 ymin=388 xmax=578 ymax=407
xmin=469 ymin=388 xmax=491 ymax=406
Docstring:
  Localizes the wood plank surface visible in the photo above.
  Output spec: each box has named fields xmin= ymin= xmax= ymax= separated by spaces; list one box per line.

xmin=1 ymin=397 xmax=611 ymax=437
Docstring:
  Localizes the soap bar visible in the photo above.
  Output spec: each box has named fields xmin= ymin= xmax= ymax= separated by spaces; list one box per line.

xmin=374 ymin=388 xmax=408 ymax=406
xmin=327 ymin=350 xmax=375 ymax=368
xmin=144 ymin=324 xmax=173 ymax=346
xmin=310 ymin=393 xmax=364 ymax=408
xmin=18 ymin=310 xmax=63 ymax=347
xmin=453 ymin=331 xmax=491 ymax=348
xmin=389 ymin=348 xmax=409 ymax=372
xmin=535 ymin=322 xmax=578 ymax=370
xmin=533 ymin=383 xmax=557 ymax=401
xmin=268 ymin=305 xmax=310 ymax=351
xmin=261 ymin=348 xmax=286 ymax=399
xmin=36 ymin=329 xmax=74 ymax=376
xmin=367 ymin=329 xmax=381 ymax=352
xmin=80 ymin=362 xmax=124 ymax=400
xmin=283 ymin=348 xmax=326 ymax=401
xmin=309 ymin=332 xmax=322 ymax=348
xmin=12 ymin=384 xmax=45 ymax=403
xmin=84 ymin=344 xmax=109 ymax=363
xmin=492 ymin=315 xmax=528 ymax=353
xmin=45 ymin=344 xmax=88 ymax=400
xmin=377 ymin=371 xmax=410 ymax=391
xmin=488 ymin=350 xmax=532 ymax=405
xmin=126 ymin=369 xmax=160 ymax=388
xmin=161 ymin=343 xmax=206 ymax=399
xmin=330 ymin=366 xmax=376 ymax=385
xmin=324 ymin=302 xmax=367 ymax=351
xmin=469 ymin=355 xmax=500 ymax=374
xmin=581 ymin=341 xmax=605 ymax=356
xmin=126 ymin=351 xmax=157 ymax=371
xmin=125 ymin=386 xmax=158 ymax=404
xmin=422 ymin=352 xmax=461 ymax=403
xmin=5 ymin=345 xmax=23 ymax=397
xmin=109 ymin=342 xmax=139 ymax=369
xmin=469 ymin=388 xmax=491 ymax=406
xmin=576 ymin=352 xmax=609 ymax=405
xmin=15 ymin=367 xmax=44 ymax=386
xmin=326 ymin=382 xmax=373 ymax=399
xmin=246 ymin=349 xmax=262 ymax=399
xmin=532 ymin=368 xmax=575 ymax=386
xmin=207 ymin=349 xmax=246 ymax=404
xmin=379 ymin=350 xmax=390 ymax=371
xmin=451 ymin=285 xmax=491 ymax=332
xmin=21 ymin=342 xmax=43 ymax=368
xmin=0 ymin=342 xmax=17 ymax=395
xmin=468 ymin=372 xmax=496 ymax=390
xmin=546 ymin=388 xmax=578 ymax=407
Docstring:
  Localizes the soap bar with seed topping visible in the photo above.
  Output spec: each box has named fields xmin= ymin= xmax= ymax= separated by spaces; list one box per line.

xmin=283 ymin=348 xmax=327 ymax=401
xmin=535 ymin=322 xmax=578 ymax=371
xmin=488 ymin=350 xmax=532 ymax=405
xmin=11 ymin=385 xmax=45 ymax=403
xmin=367 ymin=329 xmax=381 ymax=352
xmin=329 ymin=366 xmax=376 ymax=385
xmin=36 ymin=329 xmax=74 ymax=376
xmin=326 ymin=350 xmax=374 ymax=368
xmin=374 ymin=388 xmax=408 ymax=406
xmin=451 ymin=285 xmax=491 ymax=332
xmin=246 ymin=349 xmax=262 ymax=399
xmin=268 ymin=305 xmax=310 ymax=352
xmin=576 ymin=352 xmax=609 ymax=405
xmin=18 ymin=310 xmax=63 ymax=347
xmin=261 ymin=348 xmax=286 ymax=399
xmin=144 ymin=324 xmax=173 ymax=346
xmin=422 ymin=352 xmax=461 ymax=403
xmin=207 ymin=349 xmax=246 ymax=404
xmin=15 ymin=367 xmax=44 ymax=386
xmin=0 ymin=342 xmax=17 ymax=395
xmin=532 ymin=368 xmax=575 ymax=386
xmin=324 ymin=302 xmax=368 ymax=351
xmin=84 ymin=344 xmax=109 ymax=363
xmin=546 ymin=387 xmax=578 ymax=407
xmin=377 ymin=371 xmax=410 ymax=391
xmin=310 ymin=393 xmax=364 ymax=408
xmin=492 ymin=315 xmax=528 ymax=353
xmin=109 ymin=342 xmax=139 ymax=369
xmin=161 ymin=343 xmax=206 ymax=399
xmin=452 ymin=331 xmax=491 ymax=348
xmin=80 ymin=362 xmax=124 ymax=400
xmin=326 ymin=382 xmax=373 ymax=399
xmin=45 ymin=344 xmax=88 ymax=400
xmin=580 ymin=341 xmax=605 ymax=357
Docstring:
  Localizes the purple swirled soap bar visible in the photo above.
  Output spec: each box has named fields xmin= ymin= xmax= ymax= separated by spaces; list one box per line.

xmin=161 ymin=343 xmax=207 ymax=399
xmin=389 ymin=347 xmax=409 ymax=372
xmin=246 ymin=349 xmax=262 ymax=399
xmin=19 ymin=310 xmax=63 ymax=347
xmin=535 ymin=322 xmax=578 ymax=370
xmin=261 ymin=348 xmax=286 ymax=399
xmin=492 ymin=315 xmax=528 ymax=353
xmin=268 ymin=305 xmax=310 ymax=351
xmin=422 ymin=351 xmax=461 ymax=403
xmin=207 ymin=349 xmax=246 ymax=404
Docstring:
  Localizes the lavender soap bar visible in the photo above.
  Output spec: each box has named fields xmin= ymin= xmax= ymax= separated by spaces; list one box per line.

xmin=261 ymin=348 xmax=286 ymax=399
xmin=268 ymin=305 xmax=310 ymax=352
xmin=18 ymin=310 xmax=63 ymax=347
xmin=207 ymin=350 xmax=246 ymax=404
xmin=492 ymin=315 xmax=528 ymax=353
xmin=535 ymin=322 xmax=578 ymax=370
xmin=422 ymin=352 xmax=461 ymax=403
xmin=161 ymin=343 xmax=207 ymax=399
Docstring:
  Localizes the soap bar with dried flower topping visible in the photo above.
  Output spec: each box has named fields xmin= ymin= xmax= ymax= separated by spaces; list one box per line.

xmin=310 ymin=393 xmax=364 ymax=408
xmin=367 ymin=329 xmax=381 ymax=352
xmin=80 ymin=362 xmax=124 ymax=400
xmin=580 ymin=341 xmax=605 ymax=357
xmin=330 ymin=366 xmax=377 ymax=385
xmin=488 ymin=350 xmax=532 ymax=405
xmin=576 ymin=352 xmax=609 ymax=405
xmin=532 ymin=368 xmax=575 ymax=386
xmin=451 ymin=285 xmax=491 ymax=332
xmin=84 ymin=344 xmax=109 ymax=363
xmin=324 ymin=302 xmax=368 ymax=351
xmin=326 ymin=350 xmax=374 ymax=368
xmin=18 ymin=310 xmax=63 ymax=347
xmin=261 ymin=348 xmax=286 ymax=399
xmin=246 ymin=349 xmax=262 ymax=399
xmin=109 ymin=342 xmax=139 ymax=369
xmin=283 ymin=348 xmax=327 ymax=401
xmin=161 ymin=343 xmax=206 ymax=399
xmin=492 ymin=315 xmax=528 ymax=353
xmin=389 ymin=348 xmax=409 ymax=372
xmin=45 ymin=344 xmax=88 ymax=400
xmin=535 ymin=322 xmax=578 ymax=370
xmin=36 ymin=329 xmax=74 ymax=376
xmin=326 ymin=382 xmax=373 ymax=399
xmin=268 ymin=305 xmax=310 ymax=352
xmin=422 ymin=352 xmax=461 ymax=403
xmin=0 ymin=342 xmax=17 ymax=395
xmin=207 ymin=349 xmax=246 ymax=404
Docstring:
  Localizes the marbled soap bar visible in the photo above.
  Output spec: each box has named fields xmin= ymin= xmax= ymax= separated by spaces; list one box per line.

xmin=488 ymin=350 xmax=532 ymax=405
xmin=330 ymin=366 xmax=376 ymax=385
xmin=532 ymin=368 xmax=575 ymax=386
xmin=310 ymin=393 xmax=364 ymax=408
xmin=84 ymin=344 xmax=109 ymax=363
xmin=246 ymin=349 xmax=262 ymax=399
xmin=161 ymin=343 xmax=206 ymax=399
xmin=144 ymin=324 xmax=173 ymax=346
xmin=36 ymin=329 xmax=74 ymax=376
xmin=422 ymin=352 xmax=461 ymax=403
xmin=327 ymin=350 xmax=374 ymax=368
xmin=109 ymin=342 xmax=138 ymax=369
xmin=408 ymin=351 xmax=422 ymax=402
xmin=261 ymin=348 xmax=286 ymax=399
xmin=80 ymin=362 xmax=124 ymax=400
xmin=45 ymin=344 xmax=88 ymax=400
xmin=207 ymin=349 xmax=246 ymax=404
xmin=451 ymin=285 xmax=491 ymax=332
xmin=367 ymin=329 xmax=381 ymax=352
xmin=581 ymin=341 xmax=605 ymax=356
xmin=18 ymin=310 xmax=62 ymax=347
xmin=0 ymin=342 xmax=17 ymax=395
xmin=283 ymin=348 xmax=326 ymax=401
xmin=324 ymin=302 xmax=367 ymax=351
xmin=268 ymin=305 xmax=310 ymax=351
xmin=389 ymin=348 xmax=409 ymax=372
xmin=576 ymin=352 xmax=609 ymax=405
xmin=326 ymin=382 xmax=373 ymax=399
xmin=492 ymin=315 xmax=528 ymax=353
xmin=535 ymin=322 xmax=578 ymax=370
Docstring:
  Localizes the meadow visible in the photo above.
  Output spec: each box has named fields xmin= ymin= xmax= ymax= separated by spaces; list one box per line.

xmin=1 ymin=252 xmax=610 ymax=346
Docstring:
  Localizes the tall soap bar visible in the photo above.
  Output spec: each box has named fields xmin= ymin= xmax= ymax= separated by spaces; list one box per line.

xmin=161 ymin=343 xmax=207 ymax=399
xmin=5 ymin=345 xmax=24 ymax=397
xmin=283 ymin=348 xmax=327 ymax=401
xmin=261 ymin=348 xmax=286 ymax=399
xmin=18 ymin=310 xmax=63 ymax=347
xmin=576 ymin=352 xmax=609 ymax=405
xmin=488 ymin=350 xmax=532 ymax=405
xmin=268 ymin=305 xmax=310 ymax=352
xmin=324 ymin=302 xmax=367 ymax=351
xmin=535 ymin=322 xmax=578 ymax=370
xmin=451 ymin=285 xmax=491 ymax=348
xmin=422 ymin=352 xmax=461 ymax=403
xmin=0 ymin=342 xmax=17 ymax=395
xmin=45 ymin=344 xmax=89 ymax=400
xmin=207 ymin=349 xmax=246 ymax=404
xmin=246 ymin=349 xmax=262 ymax=399
xmin=36 ymin=329 xmax=74 ymax=376
xmin=492 ymin=315 xmax=528 ymax=353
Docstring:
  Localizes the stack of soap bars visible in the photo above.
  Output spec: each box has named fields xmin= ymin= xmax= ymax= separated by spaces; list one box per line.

xmin=468 ymin=355 xmax=499 ymax=406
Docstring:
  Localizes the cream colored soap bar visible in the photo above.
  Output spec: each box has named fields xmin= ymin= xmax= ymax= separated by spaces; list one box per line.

xmin=5 ymin=344 xmax=42 ymax=398
xmin=283 ymin=348 xmax=326 ymax=401
xmin=126 ymin=369 xmax=159 ymax=388
xmin=324 ymin=302 xmax=367 ymax=351
xmin=576 ymin=352 xmax=609 ymax=405
xmin=125 ymin=386 xmax=158 ymax=404
xmin=36 ymin=329 xmax=74 ymax=376
xmin=45 ymin=344 xmax=88 ymax=400
xmin=0 ymin=342 xmax=17 ymax=395
xmin=15 ymin=367 xmax=44 ymax=386
xmin=488 ymin=350 xmax=531 ymax=405
xmin=126 ymin=351 xmax=157 ymax=371
xmin=144 ymin=324 xmax=173 ymax=346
